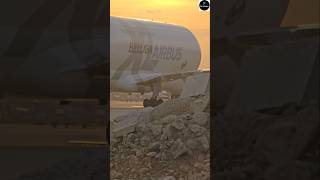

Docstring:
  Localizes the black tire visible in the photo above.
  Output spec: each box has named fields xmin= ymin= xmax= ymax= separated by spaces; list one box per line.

xmin=151 ymin=99 xmax=163 ymax=107
xmin=143 ymin=99 xmax=150 ymax=107
xmin=157 ymin=99 xmax=164 ymax=104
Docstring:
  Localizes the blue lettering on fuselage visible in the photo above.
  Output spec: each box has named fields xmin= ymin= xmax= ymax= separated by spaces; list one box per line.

xmin=128 ymin=42 xmax=182 ymax=61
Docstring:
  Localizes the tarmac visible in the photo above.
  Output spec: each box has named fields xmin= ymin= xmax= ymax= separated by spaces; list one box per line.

xmin=0 ymin=124 xmax=106 ymax=147
xmin=110 ymin=100 xmax=143 ymax=121
xmin=0 ymin=99 xmax=140 ymax=180
xmin=0 ymin=147 xmax=107 ymax=180
xmin=0 ymin=98 xmax=110 ymax=180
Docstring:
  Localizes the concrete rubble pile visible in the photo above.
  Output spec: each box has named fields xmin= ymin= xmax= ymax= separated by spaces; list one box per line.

xmin=111 ymin=94 xmax=210 ymax=180
xmin=214 ymin=102 xmax=319 ymax=180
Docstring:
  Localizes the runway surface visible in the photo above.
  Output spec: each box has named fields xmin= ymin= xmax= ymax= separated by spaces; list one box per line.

xmin=0 ymin=100 xmax=141 ymax=179
xmin=0 ymin=123 xmax=107 ymax=180
xmin=0 ymin=123 xmax=106 ymax=180
xmin=0 ymin=124 xmax=106 ymax=147
xmin=0 ymin=100 xmax=141 ymax=147
xmin=110 ymin=100 xmax=143 ymax=121
xmin=0 ymin=147 xmax=106 ymax=180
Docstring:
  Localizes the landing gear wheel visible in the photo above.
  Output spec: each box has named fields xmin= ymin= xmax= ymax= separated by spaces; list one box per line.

xmin=143 ymin=98 xmax=163 ymax=107
xmin=157 ymin=99 xmax=163 ymax=105
xmin=143 ymin=99 xmax=151 ymax=107
xmin=171 ymin=95 xmax=179 ymax=99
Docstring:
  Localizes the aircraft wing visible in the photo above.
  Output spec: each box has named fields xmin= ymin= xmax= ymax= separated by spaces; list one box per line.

xmin=136 ymin=70 xmax=209 ymax=86
xmin=214 ymin=25 xmax=320 ymax=64
xmin=61 ymin=58 xmax=108 ymax=79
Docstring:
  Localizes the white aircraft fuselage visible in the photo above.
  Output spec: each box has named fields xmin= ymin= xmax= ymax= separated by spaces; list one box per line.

xmin=110 ymin=16 xmax=201 ymax=96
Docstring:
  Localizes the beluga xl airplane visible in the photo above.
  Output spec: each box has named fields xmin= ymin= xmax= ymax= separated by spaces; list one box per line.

xmin=4 ymin=0 xmax=314 ymax=109
xmin=0 ymin=0 xmax=204 ymax=107
xmin=110 ymin=16 xmax=203 ymax=107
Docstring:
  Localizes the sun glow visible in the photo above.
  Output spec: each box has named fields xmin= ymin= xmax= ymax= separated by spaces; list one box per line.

xmin=145 ymin=0 xmax=185 ymax=6
xmin=111 ymin=0 xmax=210 ymax=69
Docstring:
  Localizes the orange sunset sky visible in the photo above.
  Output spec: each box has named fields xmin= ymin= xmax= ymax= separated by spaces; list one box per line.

xmin=111 ymin=0 xmax=210 ymax=69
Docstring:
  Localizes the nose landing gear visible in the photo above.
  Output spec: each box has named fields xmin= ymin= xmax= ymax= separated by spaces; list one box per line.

xmin=142 ymin=80 xmax=164 ymax=107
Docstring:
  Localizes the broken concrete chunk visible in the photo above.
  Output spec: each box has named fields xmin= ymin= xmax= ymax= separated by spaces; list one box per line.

xmin=198 ymin=136 xmax=210 ymax=152
xmin=189 ymin=124 xmax=202 ymax=134
xmin=170 ymin=139 xmax=189 ymax=159
xmin=159 ymin=176 xmax=176 ymax=180
xmin=171 ymin=119 xmax=185 ymax=130
xmin=149 ymin=124 xmax=163 ymax=136
xmin=192 ymin=112 xmax=209 ymax=126
xmin=150 ymin=98 xmax=194 ymax=121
